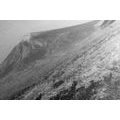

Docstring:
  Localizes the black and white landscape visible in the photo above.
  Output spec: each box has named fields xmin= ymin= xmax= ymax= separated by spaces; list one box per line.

xmin=0 ymin=20 xmax=120 ymax=100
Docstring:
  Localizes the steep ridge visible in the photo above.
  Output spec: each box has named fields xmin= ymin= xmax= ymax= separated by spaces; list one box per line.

xmin=0 ymin=20 xmax=98 ymax=99
xmin=0 ymin=21 xmax=97 ymax=79
xmin=1 ymin=20 xmax=120 ymax=100
xmin=20 ymin=20 xmax=120 ymax=100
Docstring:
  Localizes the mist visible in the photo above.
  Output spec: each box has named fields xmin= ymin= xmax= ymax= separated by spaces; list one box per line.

xmin=0 ymin=20 xmax=90 ymax=63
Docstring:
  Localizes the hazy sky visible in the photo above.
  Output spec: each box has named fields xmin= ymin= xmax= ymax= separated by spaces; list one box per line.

xmin=0 ymin=20 xmax=90 ymax=63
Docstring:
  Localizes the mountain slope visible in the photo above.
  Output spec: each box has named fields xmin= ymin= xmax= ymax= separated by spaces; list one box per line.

xmin=0 ymin=20 xmax=120 ymax=100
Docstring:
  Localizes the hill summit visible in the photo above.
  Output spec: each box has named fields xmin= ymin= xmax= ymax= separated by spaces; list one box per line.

xmin=1 ymin=20 xmax=120 ymax=100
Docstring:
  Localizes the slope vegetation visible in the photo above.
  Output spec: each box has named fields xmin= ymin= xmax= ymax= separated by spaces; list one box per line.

xmin=1 ymin=20 xmax=120 ymax=100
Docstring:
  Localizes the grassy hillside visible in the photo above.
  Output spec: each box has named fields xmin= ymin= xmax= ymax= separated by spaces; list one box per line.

xmin=1 ymin=20 xmax=120 ymax=100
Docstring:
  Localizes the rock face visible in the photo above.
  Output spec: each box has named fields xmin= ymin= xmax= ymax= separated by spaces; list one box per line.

xmin=0 ymin=20 xmax=120 ymax=100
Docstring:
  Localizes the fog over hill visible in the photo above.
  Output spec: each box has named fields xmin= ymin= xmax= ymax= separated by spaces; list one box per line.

xmin=0 ymin=20 xmax=120 ymax=100
xmin=0 ymin=20 xmax=89 ymax=63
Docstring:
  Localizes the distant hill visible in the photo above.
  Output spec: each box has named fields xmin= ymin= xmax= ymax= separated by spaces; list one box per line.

xmin=0 ymin=20 xmax=120 ymax=100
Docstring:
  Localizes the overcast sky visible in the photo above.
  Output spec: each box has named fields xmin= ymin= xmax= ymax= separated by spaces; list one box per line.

xmin=0 ymin=20 xmax=90 ymax=63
